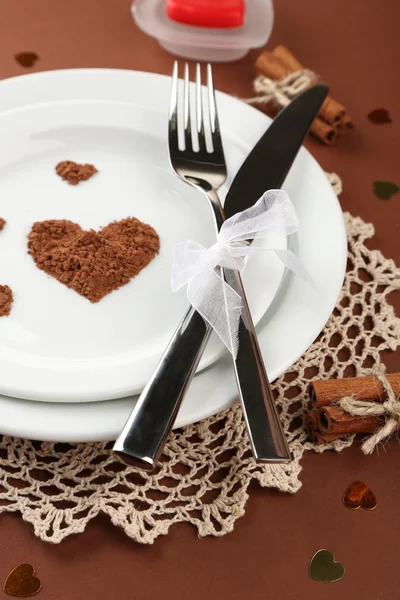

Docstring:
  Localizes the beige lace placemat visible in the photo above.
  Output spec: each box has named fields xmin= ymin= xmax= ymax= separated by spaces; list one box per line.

xmin=0 ymin=178 xmax=399 ymax=544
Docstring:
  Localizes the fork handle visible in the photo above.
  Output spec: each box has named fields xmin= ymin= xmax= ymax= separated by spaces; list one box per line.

xmin=113 ymin=271 xmax=291 ymax=468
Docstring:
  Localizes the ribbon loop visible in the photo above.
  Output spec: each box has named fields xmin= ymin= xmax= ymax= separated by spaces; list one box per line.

xmin=171 ymin=190 xmax=313 ymax=357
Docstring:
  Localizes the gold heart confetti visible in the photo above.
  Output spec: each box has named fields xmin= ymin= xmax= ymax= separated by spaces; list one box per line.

xmin=309 ymin=550 xmax=345 ymax=583
xmin=4 ymin=564 xmax=42 ymax=597
xmin=343 ymin=480 xmax=377 ymax=511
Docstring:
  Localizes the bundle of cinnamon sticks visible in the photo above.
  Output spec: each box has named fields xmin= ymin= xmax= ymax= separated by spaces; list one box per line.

xmin=254 ymin=45 xmax=355 ymax=145
xmin=306 ymin=373 xmax=400 ymax=444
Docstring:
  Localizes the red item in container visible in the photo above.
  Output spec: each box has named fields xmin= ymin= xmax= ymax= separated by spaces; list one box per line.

xmin=166 ymin=0 xmax=245 ymax=28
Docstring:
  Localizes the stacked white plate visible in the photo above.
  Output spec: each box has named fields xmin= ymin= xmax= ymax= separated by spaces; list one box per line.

xmin=0 ymin=69 xmax=346 ymax=441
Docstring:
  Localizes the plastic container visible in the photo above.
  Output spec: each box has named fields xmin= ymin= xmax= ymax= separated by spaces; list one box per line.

xmin=132 ymin=0 xmax=274 ymax=63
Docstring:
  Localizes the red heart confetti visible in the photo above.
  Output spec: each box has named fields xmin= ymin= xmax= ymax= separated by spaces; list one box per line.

xmin=343 ymin=481 xmax=377 ymax=511
xmin=14 ymin=52 xmax=39 ymax=68
xmin=367 ymin=108 xmax=392 ymax=124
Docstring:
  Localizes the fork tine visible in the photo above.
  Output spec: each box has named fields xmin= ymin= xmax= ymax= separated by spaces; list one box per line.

xmin=196 ymin=63 xmax=207 ymax=153
xmin=183 ymin=63 xmax=193 ymax=152
xmin=168 ymin=61 xmax=179 ymax=152
xmin=207 ymin=63 xmax=224 ymax=156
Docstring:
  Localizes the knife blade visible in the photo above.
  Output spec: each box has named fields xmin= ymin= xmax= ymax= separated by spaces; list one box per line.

xmin=225 ymin=84 xmax=329 ymax=218
xmin=113 ymin=84 xmax=329 ymax=470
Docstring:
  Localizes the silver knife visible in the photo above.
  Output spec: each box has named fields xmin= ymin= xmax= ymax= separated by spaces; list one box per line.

xmin=113 ymin=84 xmax=329 ymax=469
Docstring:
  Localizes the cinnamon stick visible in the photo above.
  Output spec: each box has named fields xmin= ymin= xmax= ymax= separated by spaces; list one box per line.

xmin=255 ymin=51 xmax=291 ymax=80
xmin=254 ymin=52 xmax=338 ymax=145
xmin=309 ymin=373 xmax=400 ymax=408
xmin=311 ymin=118 xmax=339 ymax=145
xmin=272 ymin=45 xmax=347 ymax=125
xmin=318 ymin=405 xmax=389 ymax=435
xmin=272 ymin=45 xmax=306 ymax=73
xmin=313 ymin=431 xmax=347 ymax=445
xmin=305 ymin=409 xmax=320 ymax=435
xmin=305 ymin=410 xmax=345 ymax=444
xmin=338 ymin=114 xmax=356 ymax=130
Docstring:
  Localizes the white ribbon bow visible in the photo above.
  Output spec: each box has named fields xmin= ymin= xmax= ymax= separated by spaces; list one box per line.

xmin=171 ymin=189 xmax=314 ymax=358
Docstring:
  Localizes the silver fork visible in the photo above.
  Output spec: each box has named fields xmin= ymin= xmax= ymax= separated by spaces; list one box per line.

xmin=113 ymin=62 xmax=291 ymax=469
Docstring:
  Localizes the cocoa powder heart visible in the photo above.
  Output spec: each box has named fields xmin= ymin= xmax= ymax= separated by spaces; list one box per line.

xmin=28 ymin=217 xmax=160 ymax=302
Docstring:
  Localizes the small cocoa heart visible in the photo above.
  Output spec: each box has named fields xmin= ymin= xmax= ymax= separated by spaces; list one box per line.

xmin=27 ymin=217 xmax=160 ymax=302
xmin=373 ymin=180 xmax=399 ymax=200
xmin=14 ymin=52 xmax=39 ymax=68
xmin=309 ymin=550 xmax=345 ymax=583
xmin=4 ymin=564 xmax=42 ymax=597
xmin=55 ymin=160 xmax=97 ymax=185
xmin=343 ymin=480 xmax=377 ymax=511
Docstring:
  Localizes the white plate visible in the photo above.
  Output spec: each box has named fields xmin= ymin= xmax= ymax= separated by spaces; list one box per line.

xmin=0 ymin=69 xmax=346 ymax=441
xmin=0 ymin=98 xmax=286 ymax=402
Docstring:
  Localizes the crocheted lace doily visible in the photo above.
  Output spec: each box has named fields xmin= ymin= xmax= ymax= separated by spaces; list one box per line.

xmin=0 ymin=175 xmax=398 ymax=543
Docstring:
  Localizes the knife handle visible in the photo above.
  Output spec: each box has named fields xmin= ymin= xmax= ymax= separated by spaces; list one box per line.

xmin=113 ymin=269 xmax=292 ymax=468
xmin=113 ymin=305 xmax=212 ymax=469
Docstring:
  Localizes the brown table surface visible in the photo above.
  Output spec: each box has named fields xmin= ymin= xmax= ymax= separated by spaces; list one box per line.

xmin=0 ymin=0 xmax=399 ymax=598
